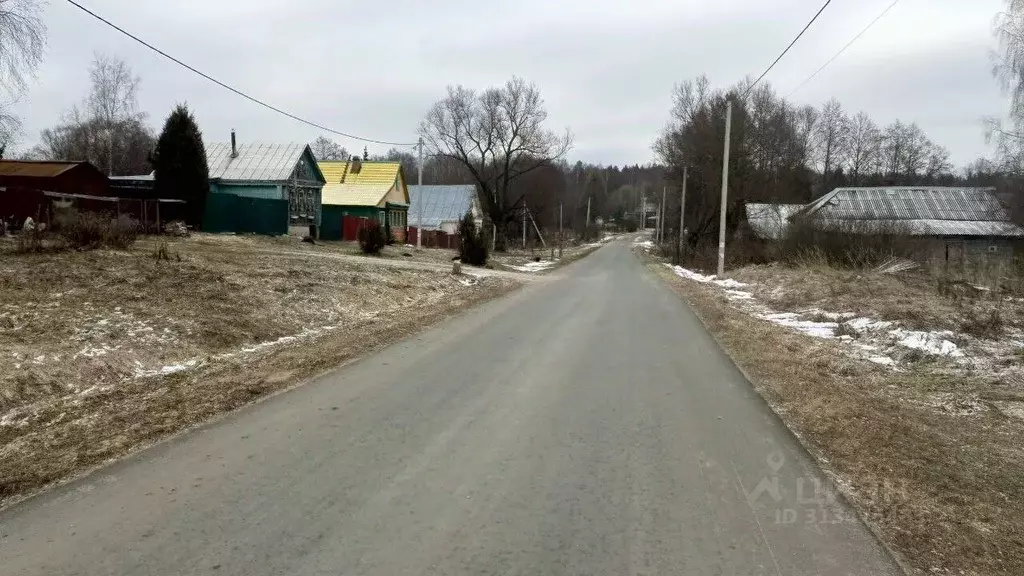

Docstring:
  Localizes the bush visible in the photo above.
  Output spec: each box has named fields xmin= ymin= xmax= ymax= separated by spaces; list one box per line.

xmin=458 ymin=212 xmax=488 ymax=266
xmin=107 ymin=215 xmax=140 ymax=249
xmin=384 ymin=218 xmax=396 ymax=245
xmin=357 ymin=220 xmax=387 ymax=254
xmin=55 ymin=209 xmax=140 ymax=250
xmin=620 ymin=218 xmax=639 ymax=233
xmin=773 ymin=218 xmax=916 ymax=269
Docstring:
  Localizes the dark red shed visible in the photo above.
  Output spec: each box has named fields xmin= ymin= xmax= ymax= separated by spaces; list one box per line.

xmin=0 ymin=160 xmax=110 ymax=224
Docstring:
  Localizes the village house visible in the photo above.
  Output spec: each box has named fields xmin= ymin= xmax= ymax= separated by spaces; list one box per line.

xmin=204 ymin=132 xmax=326 ymax=236
xmin=318 ymin=158 xmax=410 ymax=242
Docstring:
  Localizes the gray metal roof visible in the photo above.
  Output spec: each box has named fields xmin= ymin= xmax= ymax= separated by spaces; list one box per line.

xmin=206 ymin=142 xmax=314 ymax=182
xmin=407 ymin=185 xmax=478 ymax=229
xmin=745 ymin=203 xmax=804 ymax=240
xmin=796 ymin=187 xmax=1024 ymax=238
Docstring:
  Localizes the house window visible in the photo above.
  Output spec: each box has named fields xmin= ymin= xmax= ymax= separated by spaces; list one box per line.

xmin=378 ymin=210 xmax=385 ymax=224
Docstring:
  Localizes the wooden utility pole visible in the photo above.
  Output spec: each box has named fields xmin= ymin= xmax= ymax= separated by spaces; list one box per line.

xmin=678 ymin=165 xmax=688 ymax=262
xmin=522 ymin=202 xmax=527 ymax=248
xmin=558 ymin=202 xmax=563 ymax=258
xmin=416 ymin=137 xmax=424 ymax=249
xmin=718 ymin=100 xmax=733 ymax=276
xmin=660 ymin=186 xmax=667 ymax=244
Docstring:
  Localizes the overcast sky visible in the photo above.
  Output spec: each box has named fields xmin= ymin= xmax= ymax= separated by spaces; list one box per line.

xmin=8 ymin=0 xmax=1013 ymax=168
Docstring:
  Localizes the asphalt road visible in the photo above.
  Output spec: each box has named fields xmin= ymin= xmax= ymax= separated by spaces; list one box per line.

xmin=1 ymin=239 xmax=900 ymax=575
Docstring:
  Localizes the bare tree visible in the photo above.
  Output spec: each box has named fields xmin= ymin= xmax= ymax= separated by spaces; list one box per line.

xmin=371 ymin=147 xmax=417 ymax=182
xmin=0 ymin=0 xmax=45 ymax=151
xmin=309 ymin=136 xmax=347 ymax=161
xmin=86 ymin=53 xmax=145 ymax=174
xmin=31 ymin=54 xmax=154 ymax=175
xmin=881 ymin=120 xmax=908 ymax=179
xmin=0 ymin=0 xmax=44 ymax=95
xmin=419 ymin=76 xmax=572 ymax=248
xmin=847 ymin=112 xmax=879 ymax=183
xmin=813 ymin=97 xmax=850 ymax=177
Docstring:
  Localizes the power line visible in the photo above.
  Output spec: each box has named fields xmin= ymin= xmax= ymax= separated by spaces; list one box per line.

xmin=787 ymin=0 xmax=901 ymax=98
xmin=62 ymin=0 xmax=418 ymax=147
xmin=744 ymin=0 xmax=835 ymax=97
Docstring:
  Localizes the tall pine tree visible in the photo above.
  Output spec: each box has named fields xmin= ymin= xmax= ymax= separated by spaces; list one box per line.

xmin=152 ymin=105 xmax=208 ymax=226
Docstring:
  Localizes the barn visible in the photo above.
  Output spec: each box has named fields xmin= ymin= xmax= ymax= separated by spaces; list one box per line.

xmin=792 ymin=186 xmax=1024 ymax=262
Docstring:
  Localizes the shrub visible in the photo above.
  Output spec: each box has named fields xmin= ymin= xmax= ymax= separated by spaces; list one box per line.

xmin=960 ymin=308 xmax=1005 ymax=339
xmin=384 ymin=218 xmax=396 ymax=245
xmin=773 ymin=218 xmax=916 ymax=269
xmin=57 ymin=210 xmax=107 ymax=249
xmin=458 ymin=212 xmax=488 ymax=266
xmin=106 ymin=215 xmax=140 ymax=249
xmin=620 ymin=218 xmax=638 ymax=233
xmin=357 ymin=220 xmax=387 ymax=254
xmin=55 ymin=209 xmax=140 ymax=250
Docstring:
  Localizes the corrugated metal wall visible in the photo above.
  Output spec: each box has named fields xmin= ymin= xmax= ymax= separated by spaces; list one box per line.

xmin=203 ymin=193 xmax=288 ymax=236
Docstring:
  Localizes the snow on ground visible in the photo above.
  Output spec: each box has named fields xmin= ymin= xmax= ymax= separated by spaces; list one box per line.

xmin=664 ymin=264 xmax=982 ymax=368
xmin=505 ymin=260 xmax=557 ymax=273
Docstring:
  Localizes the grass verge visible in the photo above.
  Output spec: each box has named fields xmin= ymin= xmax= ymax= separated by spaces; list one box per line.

xmin=0 ymin=233 xmax=520 ymax=509
xmin=648 ymin=259 xmax=1024 ymax=576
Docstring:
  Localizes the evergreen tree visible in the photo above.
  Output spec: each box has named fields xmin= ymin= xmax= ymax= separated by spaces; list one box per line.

xmin=152 ymin=104 xmax=209 ymax=226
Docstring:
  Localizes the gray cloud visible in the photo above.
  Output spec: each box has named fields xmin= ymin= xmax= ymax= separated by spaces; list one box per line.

xmin=7 ymin=0 xmax=1013 ymax=168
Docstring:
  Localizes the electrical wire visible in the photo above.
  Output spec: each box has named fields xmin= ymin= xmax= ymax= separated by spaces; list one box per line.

xmin=63 ymin=0 xmax=418 ymax=147
xmin=787 ymin=0 xmax=901 ymax=98
xmin=744 ymin=0 xmax=835 ymax=97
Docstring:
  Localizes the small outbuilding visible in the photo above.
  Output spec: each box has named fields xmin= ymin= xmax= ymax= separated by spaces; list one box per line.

xmin=318 ymin=158 xmax=410 ymax=242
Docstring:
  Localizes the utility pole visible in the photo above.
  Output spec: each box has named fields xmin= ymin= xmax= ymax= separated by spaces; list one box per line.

xmin=718 ymin=100 xmax=733 ymax=277
xmin=679 ymin=165 xmax=688 ymax=259
xmin=416 ymin=137 xmax=424 ymax=249
xmin=558 ymin=202 xmax=563 ymax=258
xmin=660 ymin=186 xmax=667 ymax=244
xmin=640 ymin=193 xmax=645 ymax=231
xmin=522 ymin=202 xmax=527 ymax=248
xmin=585 ymin=196 xmax=592 ymax=230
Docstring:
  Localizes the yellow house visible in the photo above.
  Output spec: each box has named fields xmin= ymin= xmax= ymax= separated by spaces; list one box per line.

xmin=318 ymin=158 xmax=410 ymax=241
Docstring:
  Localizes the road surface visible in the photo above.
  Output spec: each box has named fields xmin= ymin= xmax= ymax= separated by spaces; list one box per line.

xmin=1 ymin=239 xmax=900 ymax=575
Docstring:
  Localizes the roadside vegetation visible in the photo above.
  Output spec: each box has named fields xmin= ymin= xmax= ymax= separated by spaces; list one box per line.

xmin=0 ymin=232 xmax=520 ymax=507
xmin=639 ymin=226 xmax=1024 ymax=576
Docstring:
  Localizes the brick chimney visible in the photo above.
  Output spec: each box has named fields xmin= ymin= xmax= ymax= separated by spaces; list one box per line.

xmin=350 ymin=156 xmax=361 ymax=174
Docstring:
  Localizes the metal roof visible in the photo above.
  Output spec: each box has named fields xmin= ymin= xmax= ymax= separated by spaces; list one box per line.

xmin=800 ymin=187 xmax=1008 ymax=221
xmin=206 ymin=142 xmax=320 ymax=182
xmin=407 ymin=185 xmax=478 ymax=229
xmin=745 ymin=203 xmax=804 ymax=240
xmin=0 ymin=160 xmax=87 ymax=178
xmin=795 ymin=186 xmax=1024 ymax=237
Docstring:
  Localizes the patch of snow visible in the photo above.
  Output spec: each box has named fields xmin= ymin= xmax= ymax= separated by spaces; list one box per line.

xmin=757 ymin=312 xmax=838 ymax=339
xmin=801 ymin=309 xmax=856 ymax=321
xmin=725 ymin=290 xmax=754 ymax=300
xmin=666 ymin=265 xmax=748 ymax=289
xmin=868 ymin=356 xmax=896 ymax=366
xmin=890 ymin=329 xmax=963 ymax=357
xmin=845 ymin=317 xmax=894 ymax=332
xmin=506 ymin=260 xmax=556 ymax=273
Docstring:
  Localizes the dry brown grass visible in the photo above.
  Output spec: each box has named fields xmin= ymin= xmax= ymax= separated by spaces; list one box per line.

xmin=728 ymin=262 xmax=1024 ymax=336
xmin=0 ymin=233 xmax=520 ymax=507
xmin=651 ymin=262 xmax=1024 ymax=576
